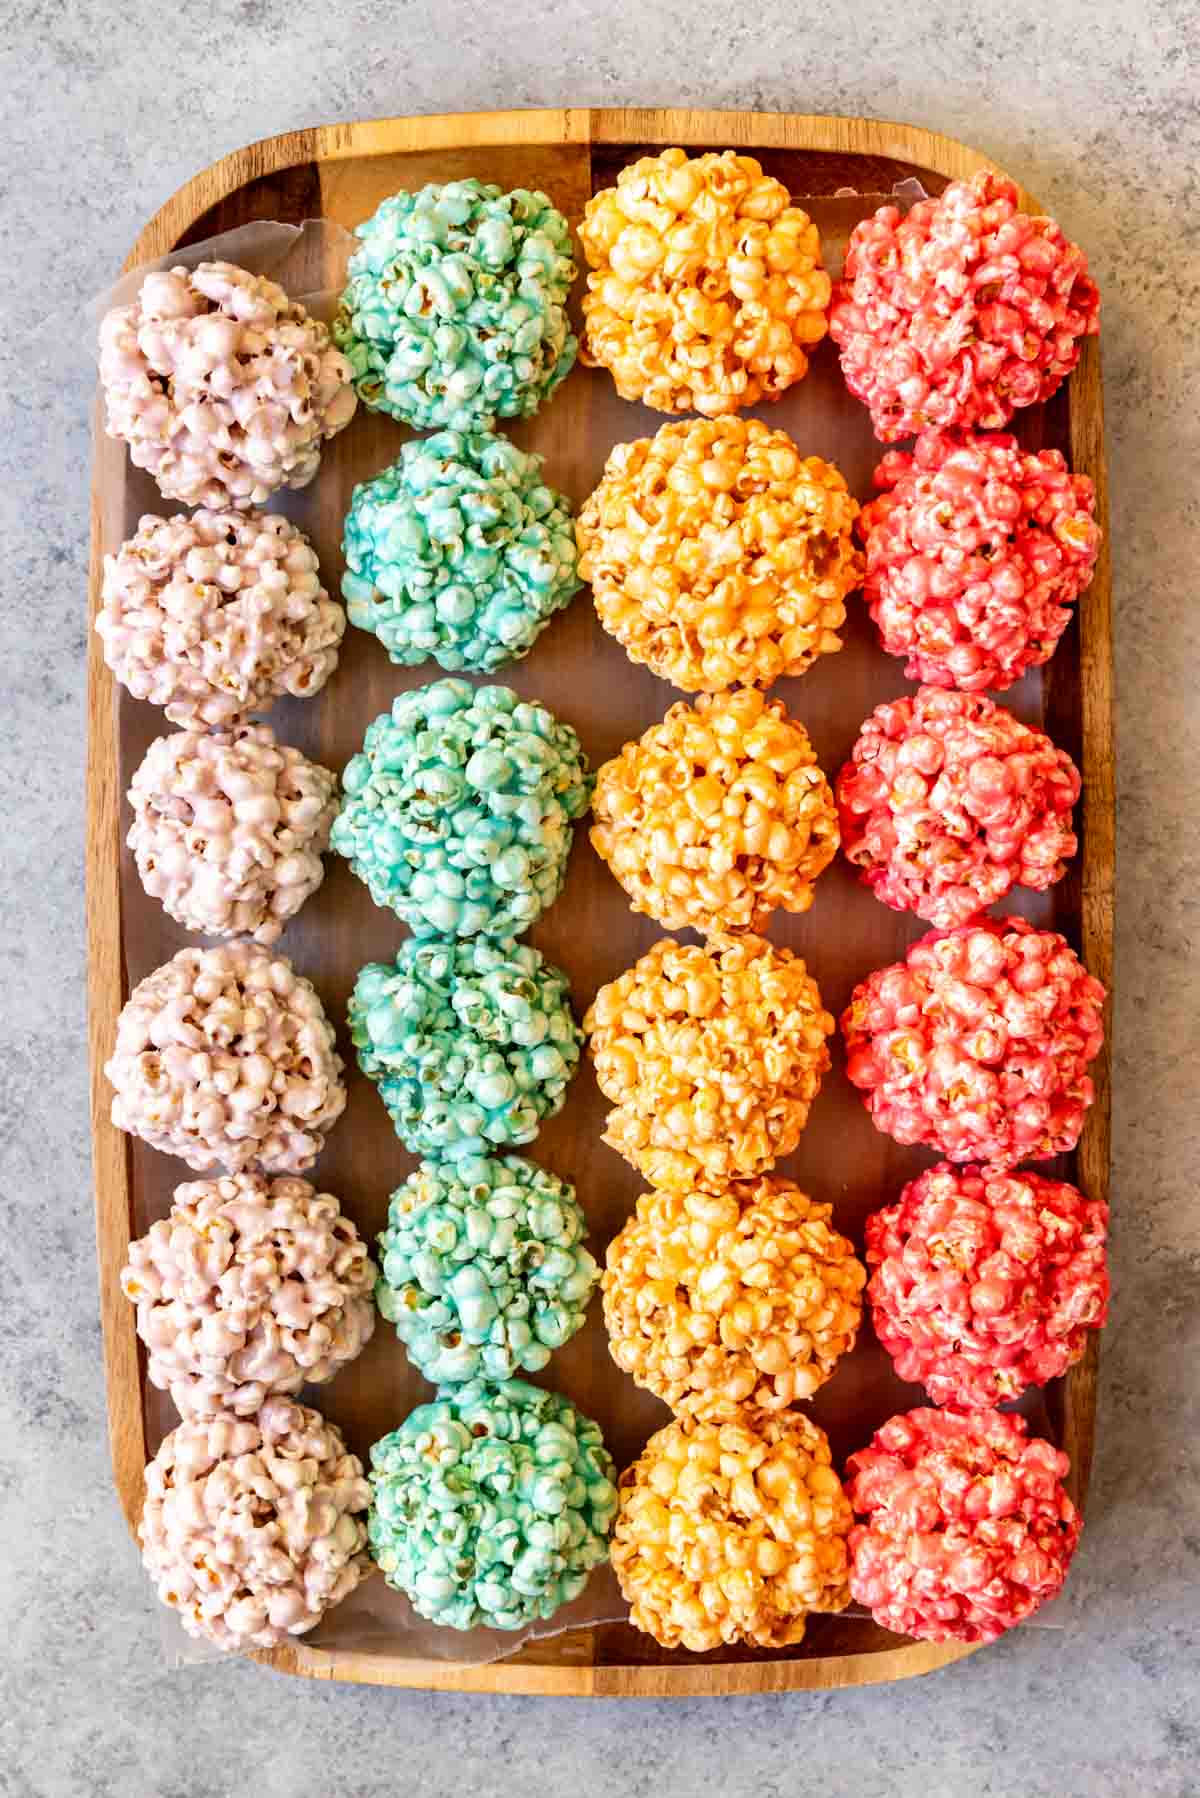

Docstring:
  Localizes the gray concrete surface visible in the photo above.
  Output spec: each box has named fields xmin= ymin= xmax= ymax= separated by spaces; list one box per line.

xmin=1 ymin=0 xmax=1196 ymax=1792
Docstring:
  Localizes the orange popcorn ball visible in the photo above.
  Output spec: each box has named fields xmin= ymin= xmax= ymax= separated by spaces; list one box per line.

xmin=583 ymin=935 xmax=833 ymax=1189
xmin=592 ymin=688 xmax=839 ymax=935
xmin=603 ymin=1176 xmax=865 ymax=1418
xmin=577 ymin=417 xmax=860 ymax=693
xmin=612 ymin=1410 xmax=852 ymax=1651
xmin=579 ymin=147 xmax=830 ymax=416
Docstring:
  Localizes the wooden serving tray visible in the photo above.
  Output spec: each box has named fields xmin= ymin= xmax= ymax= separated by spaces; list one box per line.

xmin=87 ymin=108 xmax=1113 ymax=1696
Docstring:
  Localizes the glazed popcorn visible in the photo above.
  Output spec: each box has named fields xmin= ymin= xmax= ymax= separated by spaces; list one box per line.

xmin=331 ymin=679 xmax=590 ymax=939
xmin=96 ymin=509 xmax=344 ymax=727
xmin=106 ymin=942 xmax=346 ymax=1174
xmin=350 ymin=936 xmax=582 ymax=1158
xmin=603 ymin=1176 xmax=865 ymax=1418
xmin=859 ymin=429 xmax=1100 ymax=692
xmin=128 ymin=724 xmax=338 ymax=944
xmin=585 ymin=935 xmax=833 ymax=1189
xmin=335 ymin=180 xmax=577 ymax=431
xmin=121 ymin=1172 xmax=376 ymax=1419
xmin=376 ymin=1152 xmax=599 ymax=1383
xmin=836 ymin=687 xmax=1080 ymax=929
xmin=577 ymin=417 xmax=859 ymax=692
xmin=579 ymin=147 xmax=830 ymax=415
xmin=592 ymin=688 xmax=839 ymax=935
xmin=139 ymin=1398 xmax=371 ymax=1652
xmin=341 ymin=429 xmax=582 ymax=673
xmin=829 ymin=172 xmax=1100 ymax=441
xmin=846 ymin=1407 xmax=1081 ymax=1643
xmin=612 ymin=1410 xmax=852 ymax=1652
xmin=866 ymin=1163 xmax=1109 ymax=1410
xmin=99 ymin=261 xmax=356 ymax=507
xmin=842 ymin=916 xmax=1105 ymax=1167
xmin=368 ymin=1379 xmax=617 ymax=1630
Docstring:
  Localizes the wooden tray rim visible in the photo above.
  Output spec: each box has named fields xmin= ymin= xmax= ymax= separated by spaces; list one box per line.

xmin=87 ymin=106 xmax=1113 ymax=1697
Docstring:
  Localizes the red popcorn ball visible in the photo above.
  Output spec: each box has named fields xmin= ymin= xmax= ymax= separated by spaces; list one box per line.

xmin=842 ymin=916 xmax=1105 ymax=1167
xmin=858 ymin=429 xmax=1100 ymax=692
xmin=865 ymin=1163 xmax=1109 ymax=1409
xmin=846 ymin=1407 xmax=1081 ymax=1643
xmin=829 ymin=172 xmax=1100 ymax=442
xmin=837 ymin=687 xmax=1080 ymax=929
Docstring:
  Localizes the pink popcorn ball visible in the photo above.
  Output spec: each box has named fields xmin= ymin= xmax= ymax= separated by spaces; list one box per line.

xmin=865 ymin=1163 xmax=1110 ymax=1409
xmin=857 ymin=430 xmax=1100 ymax=692
xmin=836 ymin=687 xmax=1080 ymax=929
xmin=122 ymin=1172 xmax=377 ymax=1419
xmin=829 ymin=172 xmax=1100 ymax=442
xmin=842 ymin=916 xmax=1105 ymax=1167
xmin=96 ymin=509 xmax=345 ymax=727
xmin=106 ymin=942 xmax=346 ymax=1174
xmin=128 ymin=724 xmax=338 ymax=944
xmin=98 ymin=260 xmax=357 ymax=507
xmin=139 ymin=1398 xmax=371 ymax=1651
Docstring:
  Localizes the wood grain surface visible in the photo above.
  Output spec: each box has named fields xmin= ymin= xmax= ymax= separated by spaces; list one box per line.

xmin=87 ymin=109 xmax=1113 ymax=1695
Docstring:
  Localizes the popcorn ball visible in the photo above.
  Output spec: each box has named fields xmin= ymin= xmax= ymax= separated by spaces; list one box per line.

xmin=585 ymin=935 xmax=833 ymax=1189
xmin=842 ymin=917 xmax=1105 ymax=1167
xmin=96 ymin=509 xmax=344 ymax=727
xmin=341 ymin=429 xmax=581 ymax=674
xmin=368 ymin=1379 xmax=617 ymax=1630
xmin=350 ymin=936 xmax=582 ymax=1158
xmin=577 ymin=417 xmax=860 ymax=692
xmin=612 ymin=1410 xmax=852 ymax=1652
xmin=604 ymin=1176 xmax=865 ymax=1418
xmin=139 ymin=1398 xmax=371 ymax=1651
xmin=335 ymin=180 xmax=577 ymax=431
xmin=866 ymin=1163 xmax=1109 ymax=1410
xmin=376 ymin=1152 xmax=599 ymax=1383
xmin=331 ymin=678 xmax=590 ymax=939
xmin=858 ymin=429 xmax=1100 ymax=692
xmin=836 ymin=687 xmax=1080 ymax=929
xmin=592 ymin=688 xmax=839 ymax=935
xmin=121 ymin=1172 xmax=377 ymax=1419
xmin=846 ymin=1407 xmax=1081 ymax=1643
xmin=106 ymin=942 xmax=346 ymax=1174
xmin=99 ymin=260 xmax=356 ymax=507
xmin=128 ymin=724 xmax=338 ymax=944
xmin=579 ymin=147 xmax=830 ymax=416
xmin=829 ymin=172 xmax=1100 ymax=441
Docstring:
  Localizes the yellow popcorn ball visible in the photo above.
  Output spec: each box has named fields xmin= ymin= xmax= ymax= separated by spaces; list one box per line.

xmin=583 ymin=935 xmax=833 ymax=1190
xmin=577 ymin=416 xmax=861 ymax=693
xmin=579 ymin=147 xmax=830 ymax=416
xmin=591 ymin=688 xmax=839 ymax=935
xmin=603 ymin=1176 xmax=865 ymax=1418
xmin=612 ymin=1409 xmax=852 ymax=1652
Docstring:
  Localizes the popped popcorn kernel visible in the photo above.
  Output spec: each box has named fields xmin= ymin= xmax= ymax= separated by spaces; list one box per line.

xmin=847 ymin=1407 xmax=1081 ymax=1643
xmin=578 ymin=416 xmax=860 ymax=693
xmin=593 ymin=688 xmax=839 ymax=935
xmin=830 ymin=172 xmax=1100 ymax=441
xmin=580 ymin=147 xmax=830 ymax=416
xmin=866 ymin=1163 xmax=1109 ymax=1410
xmin=603 ymin=1175 xmax=865 ymax=1418
xmin=584 ymin=935 xmax=833 ymax=1189
xmin=841 ymin=916 xmax=1105 ymax=1168
xmin=613 ymin=1410 xmax=852 ymax=1652
xmin=836 ymin=686 xmax=1080 ymax=929
xmin=858 ymin=429 xmax=1100 ymax=692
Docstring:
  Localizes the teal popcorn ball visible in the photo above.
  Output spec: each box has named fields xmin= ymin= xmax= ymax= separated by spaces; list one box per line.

xmin=349 ymin=936 xmax=583 ymax=1156
xmin=368 ymin=1378 xmax=618 ymax=1630
xmin=331 ymin=678 xmax=591 ymax=938
xmin=334 ymin=180 xmax=578 ymax=431
xmin=341 ymin=431 xmax=582 ymax=674
xmin=376 ymin=1153 xmax=599 ymax=1383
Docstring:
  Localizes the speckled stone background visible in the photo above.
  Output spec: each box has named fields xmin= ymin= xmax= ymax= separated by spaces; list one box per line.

xmin=1 ymin=0 xmax=1196 ymax=1791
